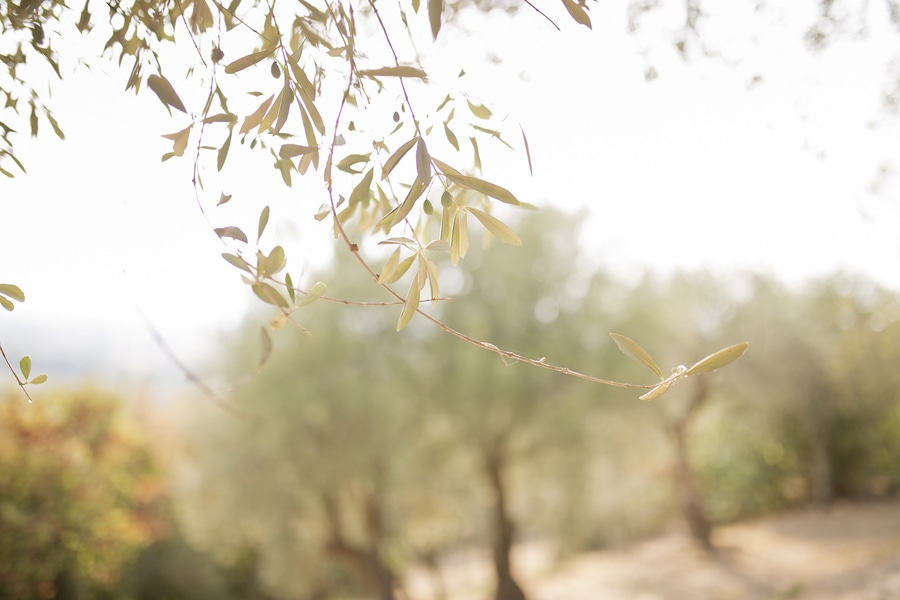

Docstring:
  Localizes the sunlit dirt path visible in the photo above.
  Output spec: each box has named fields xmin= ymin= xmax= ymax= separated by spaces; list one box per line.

xmin=406 ymin=500 xmax=900 ymax=600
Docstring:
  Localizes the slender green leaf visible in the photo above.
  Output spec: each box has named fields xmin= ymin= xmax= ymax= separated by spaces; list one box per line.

xmin=0 ymin=297 xmax=13 ymax=311
xmin=19 ymin=356 xmax=31 ymax=380
xmin=561 ymin=0 xmax=592 ymax=28
xmin=378 ymin=247 xmax=402 ymax=284
xmin=337 ymin=153 xmax=370 ymax=174
xmin=360 ymin=66 xmax=428 ymax=79
xmin=147 ymin=74 xmax=187 ymax=113
xmin=433 ymin=159 xmax=520 ymax=205
xmin=298 ymin=281 xmax=326 ymax=306
xmin=224 ymin=47 xmax=277 ymax=74
xmin=280 ymin=143 xmax=317 ymax=158
xmin=222 ymin=253 xmax=252 ymax=273
xmin=397 ymin=277 xmax=421 ymax=331
xmin=416 ymin=136 xmax=431 ymax=181
xmin=382 ymin=136 xmax=418 ymax=180
xmin=29 ymin=373 xmax=48 ymax=385
xmin=161 ymin=125 xmax=192 ymax=157
xmin=443 ymin=122 xmax=459 ymax=151
xmin=258 ymin=206 xmax=270 ymax=241
xmin=285 ymin=272 xmax=296 ymax=303
xmin=640 ymin=381 xmax=671 ymax=401
xmin=467 ymin=99 xmax=492 ymax=119
xmin=684 ymin=342 xmax=750 ymax=376
xmin=0 ymin=284 xmax=25 ymax=302
xmin=466 ymin=207 xmax=522 ymax=246
xmin=240 ymin=94 xmax=274 ymax=135
xmin=428 ymin=0 xmax=443 ymax=39
xmin=258 ymin=86 xmax=285 ymax=133
xmin=252 ymin=283 xmax=289 ymax=309
xmin=203 ymin=113 xmax=235 ymax=124
xmin=389 ymin=177 xmax=428 ymax=228
xmin=349 ymin=168 xmax=374 ymax=206
xmin=610 ymin=333 xmax=664 ymax=380
xmin=215 ymin=226 xmax=249 ymax=244
xmin=217 ymin=129 xmax=232 ymax=171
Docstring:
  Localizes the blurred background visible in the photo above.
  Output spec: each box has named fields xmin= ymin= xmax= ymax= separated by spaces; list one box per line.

xmin=3 ymin=0 xmax=900 ymax=599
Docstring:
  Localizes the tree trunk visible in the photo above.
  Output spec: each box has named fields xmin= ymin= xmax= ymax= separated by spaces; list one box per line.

xmin=322 ymin=492 xmax=397 ymax=600
xmin=669 ymin=378 xmax=714 ymax=551
xmin=809 ymin=384 xmax=834 ymax=508
xmin=483 ymin=441 xmax=527 ymax=600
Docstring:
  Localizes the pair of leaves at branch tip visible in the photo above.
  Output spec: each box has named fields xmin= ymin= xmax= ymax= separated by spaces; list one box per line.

xmin=466 ymin=207 xmax=522 ymax=246
xmin=561 ymin=0 xmax=592 ymax=29
xmin=359 ymin=66 xmax=428 ymax=79
xmin=433 ymin=159 xmax=520 ymax=205
xmin=257 ymin=246 xmax=286 ymax=278
xmin=216 ymin=226 xmax=248 ymax=244
xmin=297 ymin=281 xmax=326 ymax=307
xmin=224 ymin=47 xmax=277 ymax=74
xmin=19 ymin=356 xmax=47 ymax=385
xmin=0 ymin=284 xmax=25 ymax=312
xmin=147 ymin=74 xmax=187 ymax=113
xmin=610 ymin=333 xmax=750 ymax=401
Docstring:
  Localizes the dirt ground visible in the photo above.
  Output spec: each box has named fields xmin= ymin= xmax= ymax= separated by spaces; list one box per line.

xmin=407 ymin=500 xmax=900 ymax=600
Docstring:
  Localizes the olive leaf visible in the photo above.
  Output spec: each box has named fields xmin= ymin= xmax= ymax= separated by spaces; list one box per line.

xmin=610 ymin=333 xmax=664 ymax=380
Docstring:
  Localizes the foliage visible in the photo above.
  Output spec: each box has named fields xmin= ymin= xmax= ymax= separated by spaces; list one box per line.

xmin=0 ymin=0 xmax=756 ymax=399
xmin=0 ymin=386 xmax=166 ymax=599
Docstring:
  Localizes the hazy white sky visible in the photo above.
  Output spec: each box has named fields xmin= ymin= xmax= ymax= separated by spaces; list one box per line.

xmin=2 ymin=1 xmax=899 ymax=384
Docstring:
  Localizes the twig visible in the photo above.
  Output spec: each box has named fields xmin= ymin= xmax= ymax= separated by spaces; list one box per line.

xmin=138 ymin=311 xmax=259 ymax=422
xmin=0 ymin=340 xmax=33 ymax=402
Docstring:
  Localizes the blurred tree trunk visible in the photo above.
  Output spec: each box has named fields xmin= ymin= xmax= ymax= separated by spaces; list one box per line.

xmin=322 ymin=492 xmax=397 ymax=600
xmin=809 ymin=383 xmax=834 ymax=508
xmin=483 ymin=439 xmax=528 ymax=600
xmin=669 ymin=377 xmax=713 ymax=551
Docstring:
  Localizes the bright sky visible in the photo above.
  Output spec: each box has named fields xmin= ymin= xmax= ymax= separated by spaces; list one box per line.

xmin=2 ymin=2 xmax=899 ymax=385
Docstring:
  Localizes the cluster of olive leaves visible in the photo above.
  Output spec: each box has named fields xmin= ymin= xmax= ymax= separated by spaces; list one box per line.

xmin=1 ymin=0 xmax=747 ymax=401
